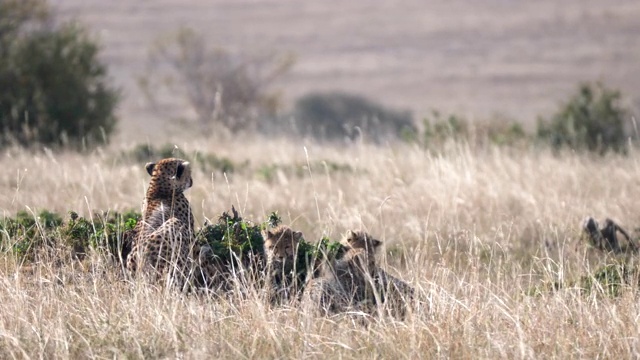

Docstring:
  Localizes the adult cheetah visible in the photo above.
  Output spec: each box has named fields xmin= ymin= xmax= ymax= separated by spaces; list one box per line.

xmin=126 ymin=158 xmax=200 ymax=290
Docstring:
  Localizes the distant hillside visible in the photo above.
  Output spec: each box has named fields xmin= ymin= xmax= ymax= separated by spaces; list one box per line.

xmin=53 ymin=0 xmax=640 ymax=139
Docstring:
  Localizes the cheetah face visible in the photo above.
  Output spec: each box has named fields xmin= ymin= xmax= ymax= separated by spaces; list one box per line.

xmin=263 ymin=227 xmax=303 ymax=269
xmin=145 ymin=158 xmax=193 ymax=194
xmin=344 ymin=230 xmax=381 ymax=256
xmin=343 ymin=230 xmax=381 ymax=270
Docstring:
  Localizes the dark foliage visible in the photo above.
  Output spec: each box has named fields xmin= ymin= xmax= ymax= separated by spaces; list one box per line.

xmin=293 ymin=92 xmax=416 ymax=143
xmin=0 ymin=0 xmax=119 ymax=150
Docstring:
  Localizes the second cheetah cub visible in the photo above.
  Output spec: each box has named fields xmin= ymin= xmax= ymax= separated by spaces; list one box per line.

xmin=303 ymin=230 xmax=415 ymax=319
xmin=302 ymin=230 xmax=381 ymax=316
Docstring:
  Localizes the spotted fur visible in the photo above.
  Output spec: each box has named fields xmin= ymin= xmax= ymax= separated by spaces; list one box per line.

xmin=302 ymin=230 xmax=381 ymax=315
xmin=374 ymin=268 xmax=415 ymax=319
xmin=262 ymin=226 xmax=304 ymax=303
xmin=126 ymin=158 xmax=199 ymax=290
xmin=303 ymin=230 xmax=414 ymax=319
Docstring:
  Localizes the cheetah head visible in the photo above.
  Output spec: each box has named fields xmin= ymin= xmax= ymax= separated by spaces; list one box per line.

xmin=343 ymin=230 xmax=381 ymax=270
xmin=145 ymin=158 xmax=193 ymax=197
xmin=263 ymin=226 xmax=303 ymax=271
xmin=344 ymin=230 xmax=381 ymax=253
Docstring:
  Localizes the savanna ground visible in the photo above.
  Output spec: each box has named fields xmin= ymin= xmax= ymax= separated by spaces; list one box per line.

xmin=2 ymin=137 xmax=640 ymax=358
xmin=4 ymin=0 xmax=640 ymax=358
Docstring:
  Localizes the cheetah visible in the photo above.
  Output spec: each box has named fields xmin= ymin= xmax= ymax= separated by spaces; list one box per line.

xmin=125 ymin=158 xmax=200 ymax=290
xmin=374 ymin=265 xmax=415 ymax=320
xmin=302 ymin=230 xmax=381 ymax=316
xmin=302 ymin=230 xmax=414 ymax=319
xmin=346 ymin=232 xmax=415 ymax=319
xmin=262 ymin=226 xmax=304 ymax=304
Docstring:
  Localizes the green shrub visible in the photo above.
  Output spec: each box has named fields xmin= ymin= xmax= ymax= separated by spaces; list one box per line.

xmin=578 ymin=263 xmax=630 ymax=297
xmin=292 ymin=92 xmax=416 ymax=143
xmin=421 ymin=111 xmax=529 ymax=149
xmin=527 ymin=262 xmax=640 ymax=298
xmin=536 ymin=82 xmax=632 ymax=154
xmin=61 ymin=210 xmax=140 ymax=260
xmin=0 ymin=209 xmax=139 ymax=260
xmin=196 ymin=207 xmax=266 ymax=268
xmin=0 ymin=0 xmax=119 ymax=150
xmin=422 ymin=111 xmax=469 ymax=147
xmin=0 ymin=209 xmax=62 ymax=257
xmin=483 ymin=121 xmax=527 ymax=147
xmin=195 ymin=208 xmax=346 ymax=290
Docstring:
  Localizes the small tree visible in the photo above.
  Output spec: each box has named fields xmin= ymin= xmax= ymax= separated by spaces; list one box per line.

xmin=537 ymin=82 xmax=632 ymax=154
xmin=0 ymin=0 xmax=119 ymax=150
xmin=138 ymin=27 xmax=294 ymax=134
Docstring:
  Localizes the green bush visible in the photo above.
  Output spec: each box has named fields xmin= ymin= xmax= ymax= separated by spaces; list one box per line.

xmin=292 ymin=92 xmax=416 ymax=143
xmin=0 ymin=209 xmax=62 ymax=257
xmin=421 ymin=111 xmax=528 ymax=149
xmin=195 ymin=208 xmax=346 ymax=291
xmin=527 ymin=262 xmax=640 ymax=298
xmin=422 ymin=111 xmax=469 ymax=147
xmin=0 ymin=209 xmax=139 ymax=260
xmin=195 ymin=207 xmax=266 ymax=268
xmin=536 ymin=82 xmax=632 ymax=154
xmin=61 ymin=210 xmax=139 ymax=260
xmin=0 ymin=0 xmax=119 ymax=150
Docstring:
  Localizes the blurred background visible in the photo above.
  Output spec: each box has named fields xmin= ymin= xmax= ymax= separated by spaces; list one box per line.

xmin=3 ymin=0 xmax=640 ymax=149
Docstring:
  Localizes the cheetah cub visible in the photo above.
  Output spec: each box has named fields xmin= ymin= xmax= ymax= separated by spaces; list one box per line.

xmin=262 ymin=226 xmax=304 ymax=304
xmin=302 ymin=230 xmax=380 ymax=316
xmin=303 ymin=230 xmax=414 ymax=319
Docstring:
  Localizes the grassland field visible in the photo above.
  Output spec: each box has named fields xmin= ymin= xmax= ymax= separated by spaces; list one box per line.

xmin=1 ymin=135 xmax=640 ymax=358
xmin=3 ymin=0 xmax=640 ymax=358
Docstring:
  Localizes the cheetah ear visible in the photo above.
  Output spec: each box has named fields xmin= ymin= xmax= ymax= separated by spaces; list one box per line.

xmin=346 ymin=230 xmax=357 ymax=243
xmin=371 ymin=238 xmax=382 ymax=248
xmin=176 ymin=162 xmax=187 ymax=179
xmin=145 ymin=162 xmax=156 ymax=176
xmin=293 ymin=231 xmax=303 ymax=242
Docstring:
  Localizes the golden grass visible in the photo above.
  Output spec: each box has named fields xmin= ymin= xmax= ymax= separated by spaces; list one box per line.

xmin=1 ymin=136 xmax=639 ymax=358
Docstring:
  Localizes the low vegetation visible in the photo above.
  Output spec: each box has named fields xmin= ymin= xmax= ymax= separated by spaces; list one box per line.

xmin=2 ymin=136 xmax=640 ymax=357
xmin=1 ymin=2 xmax=639 ymax=357
xmin=537 ymin=82 xmax=634 ymax=154
xmin=414 ymin=82 xmax=635 ymax=153
xmin=0 ymin=206 xmax=347 ymax=294
xmin=0 ymin=209 xmax=138 ymax=260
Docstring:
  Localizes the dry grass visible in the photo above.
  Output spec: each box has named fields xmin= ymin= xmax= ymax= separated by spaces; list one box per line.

xmin=1 ymin=136 xmax=640 ymax=358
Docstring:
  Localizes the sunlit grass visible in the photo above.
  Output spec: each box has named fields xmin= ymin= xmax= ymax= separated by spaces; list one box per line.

xmin=0 ymin=136 xmax=639 ymax=358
